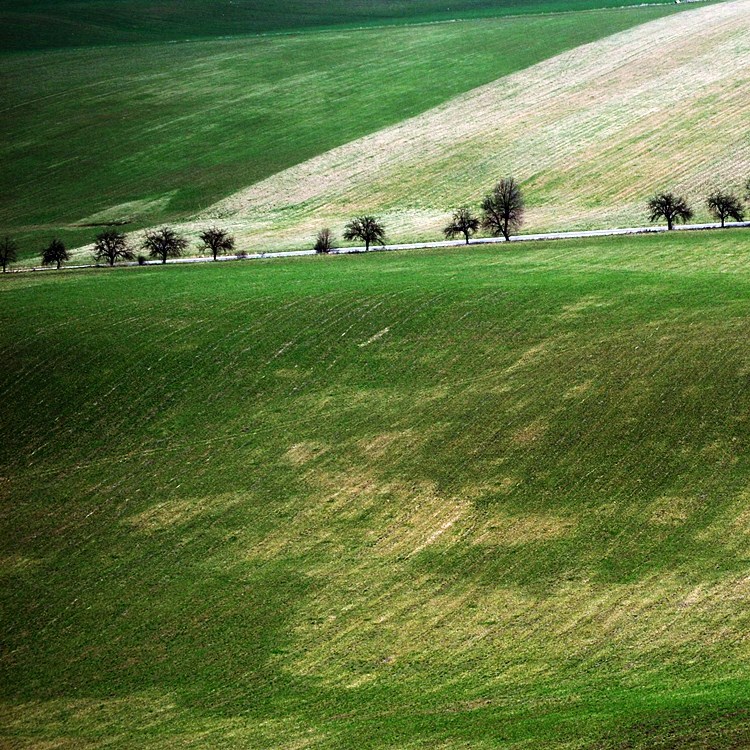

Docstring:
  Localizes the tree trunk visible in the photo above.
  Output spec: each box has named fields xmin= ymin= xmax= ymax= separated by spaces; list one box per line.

xmin=365 ymin=240 xmax=370 ymax=252
xmin=56 ymin=259 xmax=61 ymax=269
xmin=464 ymin=233 xmax=470 ymax=245
xmin=667 ymin=217 xmax=673 ymax=230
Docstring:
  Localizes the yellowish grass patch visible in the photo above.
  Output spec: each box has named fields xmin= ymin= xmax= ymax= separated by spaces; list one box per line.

xmin=283 ymin=441 xmax=329 ymax=466
xmin=472 ymin=513 xmax=575 ymax=546
xmin=126 ymin=492 xmax=244 ymax=532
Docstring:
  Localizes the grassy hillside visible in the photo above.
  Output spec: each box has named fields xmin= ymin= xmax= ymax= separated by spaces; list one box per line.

xmin=3 ymin=229 xmax=750 ymax=748
xmin=204 ymin=0 xmax=750 ymax=252
xmin=0 ymin=0 xmax=680 ymax=51
xmin=0 ymin=5 xmax=684 ymax=261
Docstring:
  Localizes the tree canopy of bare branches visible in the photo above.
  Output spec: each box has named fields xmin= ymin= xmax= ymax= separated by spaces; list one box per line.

xmin=314 ymin=228 xmax=335 ymax=254
xmin=198 ymin=227 xmax=235 ymax=261
xmin=142 ymin=227 xmax=188 ymax=264
xmin=93 ymin=229 xmax=134 ymax=266
xmin=706 ymin=190 xmax=744 ymax=228
xmin=41 ymin=238 xmax=70 ymax=269
xmin=343 ymin=216 xmax=386 ymax=252
xmin=647 ymin=192 xmax=693 ymax=230
xmin=481 ymin=177 xmax=525 ymax=241
xmin=0 ymin=236 xmax=17 ymax=273
xmin=444 ymin=207 xmax=480 ymax=245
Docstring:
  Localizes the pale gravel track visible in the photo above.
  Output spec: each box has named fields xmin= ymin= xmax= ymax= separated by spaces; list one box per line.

xmin=11 ymin=221 xmax=749 ymax=274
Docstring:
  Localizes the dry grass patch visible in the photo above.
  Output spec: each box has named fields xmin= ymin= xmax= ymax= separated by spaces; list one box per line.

xmin=563 ymin=380 xmax=594 ymax=399
xmin=126 ymin=492 xmax=244 ymax=532
xmin=504 ymin=341 xmax=551 ymax=375
xmin=0 ymin=554 xmax=41 ymax=574
xmin=560 ymin=296 xmax=612 ymax=320
xmin=649 ymin=495 xmax=699 ymax=526
xmin=357 ymin=430 xmax=416 ymax=460
xmin=0 ymin=696 xmax=328 ymax=750
xmin=511 ymin=419 xmax=549 ymax=446
xmin=373 ymin=490 xmax=470 ymax=558
xmin=284 ymin=441 xmax=329 ymax=466
xmin=695 ymin=490 xmax=750 ymax=557
xmin=0 ymin=693 xmax=179 ymax=739
xmin=472 ymin=512 xmax=575 ymax=546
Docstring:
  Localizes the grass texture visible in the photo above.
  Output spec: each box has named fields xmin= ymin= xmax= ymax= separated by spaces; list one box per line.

xmin=2 ymin=229 xmax=750 ymax=748
xmin=0 ymin=5 xmax=685 ymax=261
xmin=0 ymin=0 xmax=680 ymax=51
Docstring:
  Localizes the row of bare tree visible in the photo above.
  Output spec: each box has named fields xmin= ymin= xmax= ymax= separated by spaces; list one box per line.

xmin=313 ymin=177 xmax=525 ymax=254
xmin=648 ymin=186 xmax=747 ymax=231
xmin=315 ymin=178 xmax=750 ymax=254
xmin=0 ymin=226 xmax=236 ymax=273
xmin=1 ymin=178 xmax=747 ymax=272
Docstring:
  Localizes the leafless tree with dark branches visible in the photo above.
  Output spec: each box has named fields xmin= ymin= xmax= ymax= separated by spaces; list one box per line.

xmin=481 ymin=178 xmax=524 ymax=241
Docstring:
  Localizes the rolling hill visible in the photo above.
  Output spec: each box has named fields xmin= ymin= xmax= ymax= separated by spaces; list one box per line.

xmin=2 ymin=229 xmax=750 ymax=747
xmin=3 ymin=0 xmax=750 ymax=747
xmin=0 ymin=3 xmax=689 ymax=261
xmin=197 ymin=0 xmax=750 ymax=252
xmin=0 ymin=0 xmax=682 ymax=51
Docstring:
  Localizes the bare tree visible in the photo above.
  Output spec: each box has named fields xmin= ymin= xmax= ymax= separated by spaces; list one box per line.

xmin=41 ymin=238 xmax=70 ymax=269
xmin=198 ymin=226 xmax=235 ymax=261
xmin=142 ymin=227 xmax=188 ymax=264
xmin=481 ymin=177 xmax=524 ymax=241
xmin=706 ymin=190 xmax=744 ymax=228
xmin=647 ymin=192 xmax=693 ymax=230
xmin=444 ymin=207 xmax=480 ymax=245
xmin=93 ymin=229 xmax=134 ymax=266
xmin=314 ymin=228 xmax=335 ymax=254
xmin=0 ymin=236 xmax=18 ymax=273
xmin=343 ymin=216 xmax=386 ymax=252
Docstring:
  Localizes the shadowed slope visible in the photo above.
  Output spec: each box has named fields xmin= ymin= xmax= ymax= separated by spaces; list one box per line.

xmin=0 ymin=0 xmax=683 ymax=51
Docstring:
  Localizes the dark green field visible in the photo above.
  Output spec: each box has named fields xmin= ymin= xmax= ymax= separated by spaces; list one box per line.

xmin=0 ymin=4 xmax=684 ymax=261
xmin=0 ymin=0 xmax=676 ymax=51
xmin=3 ymin=230 xmax=750 ymax=748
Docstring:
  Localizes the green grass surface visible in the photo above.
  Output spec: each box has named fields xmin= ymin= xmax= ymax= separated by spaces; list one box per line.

xmin=2 ymin=229 xmax=750 ymax=748
xmin=0 ymin=0 xmax=678 ymax=51
xmin=0 ymin=5 xmax=684 ymax=262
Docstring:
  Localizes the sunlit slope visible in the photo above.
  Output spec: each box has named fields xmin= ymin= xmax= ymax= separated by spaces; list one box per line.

xmin=0 ymin=6 xmax=682 ymax=260
xmin=2 ymin=230 xmax=750 ymax=748
xmin=204 ymin=0 xmax=750 ymax=250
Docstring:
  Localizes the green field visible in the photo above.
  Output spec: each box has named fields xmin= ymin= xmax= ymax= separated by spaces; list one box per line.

xmin=0 ymin=4 xmax=687 ymax=261
xmin=0 ymin=0 xmax=679 ymax=51
xmin=3 ymin=229 xmax=750 ymax=748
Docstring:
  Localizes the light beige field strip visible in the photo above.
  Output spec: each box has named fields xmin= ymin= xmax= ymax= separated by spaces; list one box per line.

xmin=203 ymin=0 xmax=750 ymax=243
